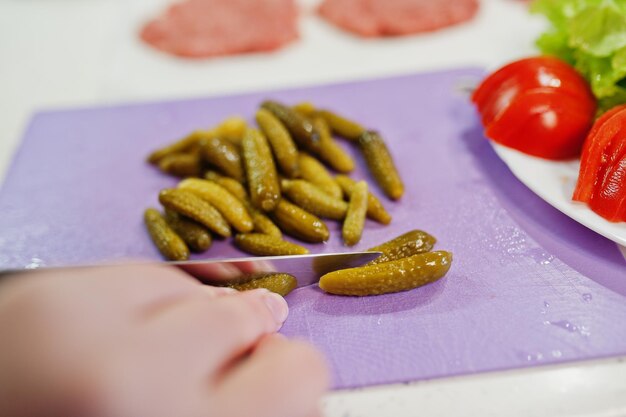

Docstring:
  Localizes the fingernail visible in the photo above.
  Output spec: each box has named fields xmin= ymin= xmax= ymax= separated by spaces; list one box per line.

xmin=255 ymin=260 xmax=277 ymax=273
xmin=214 ymin=263 xmax=241 ymax=279
xmin=263 ymin=292 xmax=289 ymax=327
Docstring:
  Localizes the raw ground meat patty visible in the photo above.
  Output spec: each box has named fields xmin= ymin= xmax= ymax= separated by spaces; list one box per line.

xmin=318 ymin=0 xmax=479 ymax=37
xmin=140 ymin=0 xmax=299 ymax=58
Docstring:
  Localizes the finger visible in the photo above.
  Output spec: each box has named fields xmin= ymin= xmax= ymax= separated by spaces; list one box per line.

xmin=214 ymin=335 xmax=329 ymax=417
xmin=307 ymin=410 xmax=324 ymax=417
xmin=232 ymin=260 xmax=277 ymax=275
xmin=179 ymin=262 xmax=243 ymax=282
xmin=11 ymin=264 xmax=202 ymax=316
xmin=201 ymin=285 xmax=238 ymax=297
xmin=141 ymin=289 xmax=288 ymax=378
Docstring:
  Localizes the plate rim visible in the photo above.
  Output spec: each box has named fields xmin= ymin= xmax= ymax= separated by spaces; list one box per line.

xmin=491 ymin=143 xmax=626 ymax=248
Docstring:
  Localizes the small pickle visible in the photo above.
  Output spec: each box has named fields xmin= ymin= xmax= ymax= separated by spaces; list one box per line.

xmin=335 ymin=175 xmax=391 ymax=225
xmin=242 ymin=128 xmax=281 ymax=212
xmin=164 ymin=210 xmax=212 ymax=252
xmin=272 ymin=199 xmax=330 ymax=243
xmin=342 ymin=181 xmax=368 ymax=246
xmin=200 ymin=136 xmax=245 ymax=182
xmin=315 ymin=109 xmax=365 ymax=142
xmin=157 ymin=152 xmax=202 ymax=178
xmin=281 ymin=179 xmax=348 ymax=220
xmin=298 ymin=153 xmax=343 ymax=200
xmin=367 ymin=230 xmax=436 ymax=265
xmin=229 ymin=189 xmax=282 ymax=238
xmin=148 ymin=130 xmax=210 ymax=165
xmin=249 ymin=208 xmax=283 ymax=238
xmin=158 ymin=188 xmax=231 ymax=237
xmin=312 ymin=116 xmax=355 ymax=173
xmin=214 ymin=116 xmax=247 ymax=145
xmin=227 ymin=272 xmax=298 ymax=296
xmin=358 ymin=131 xmax=404 ymax=200
xmin=144 ymin=208 xmax=190 ymax=261
xmin=204 ymin=171 xmax=248 ymax=202
xmin=256 ymin=108 xmax=300 ymax=178
xmin=319 ymin=251 xmax=453 ymax=296
xmin=178 ymin=178 xmax=253 ymax=233
xmin=261 ymin=100 xmax=321 ymax=153
xmin=292 ymin=102 xmax=317 ymax=117
xmin=235 ymin=233 xmax=309 ymax=256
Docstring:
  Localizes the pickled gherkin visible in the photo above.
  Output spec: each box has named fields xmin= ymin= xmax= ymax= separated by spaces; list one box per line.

xmin=272 ymin=199 xmax=330 ymax=243
xmin=144 ymin=208 xmax=189 ymax=261
xmin=315 ymin=109 xmax=365 ymax=142
xmin=335 ymin=175 xmax=391 ymax=225
xmin=292 ymin=102 xmax=317 ymax=117
xmin=200 ymin=136 xmax=245 ymax=182
xmin=358 ymin=131 xmax=404 ymax=200
xmin=148 ymin=130 xmax=209 ymax=165
xmin=157 ymin=152 xmax=202 ymax=178
xmin=164 ymin=210 xmax=212 ymax=253
xmin=319 ymin=251 xmax=452 ymax=296
xmin=261 ymin=100 xmax=321 ymax=153
xmin=178 ymin=178 xmax=253 ymax=233
xmin=204 ymin=171 xmax=248 ymax=202
xmin=312 ymin=116 xmax=355 ymax=173
xmin=227 ymin=272 xmax=297 ymax=296
xmin=342 ymin=181 xmax=368 ymax=246
xmin=298 ymin=153 xmax=343 ymax=200
xmin=248 ymin=208 xmax=283 ymax=238
xmin=235 ymin=233 xmax=309 ymax=256
xmin=367 ymin=230 xmax=436 ymax=265
xmin=158 ymin=188 xmax=231 ymax=237
xmin=281 ymin=179 xmax=348 ymax=220
xmin=256 ymin=108 xmax=300 ymax=178
xmin=217 ymin=181 xmax=283 ymax=238
xmin=214 ymin=116 xmax=247 ymax=145
xmin=242 ymin=128 xmax=281 ymax=212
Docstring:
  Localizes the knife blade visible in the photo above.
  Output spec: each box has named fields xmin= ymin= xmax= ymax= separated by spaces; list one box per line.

xmin=175 ymin=251 xmax=381 ymax=288
xmin=0 ymin=252 xmax=381 ymax=289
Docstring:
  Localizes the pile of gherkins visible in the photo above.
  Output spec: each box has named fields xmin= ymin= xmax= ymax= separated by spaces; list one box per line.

xmin=144 ymin=101 xmax=452 ymax=296
xmin=145 ymin=100 xmax=403 ymax=259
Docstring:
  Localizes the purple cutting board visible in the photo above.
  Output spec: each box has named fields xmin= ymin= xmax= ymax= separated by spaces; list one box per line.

xmin=1 ymin=68 xmax=625 ymax=389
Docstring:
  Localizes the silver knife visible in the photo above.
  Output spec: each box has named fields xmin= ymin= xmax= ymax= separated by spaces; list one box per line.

xmin=0 ymin=252 xmax=381 ymax=289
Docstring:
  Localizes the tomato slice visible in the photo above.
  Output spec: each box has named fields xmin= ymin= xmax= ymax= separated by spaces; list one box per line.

xmin=589 ymin=155 xmax=626 ymax=222
xmin=472 ymin=56 xmax=597 ymax=160
xmin=472 ymin=57 xmax=595 ymax=127
xmin=573 ymin=105 xmax=626 ymax=222
xmin=573 ymin=104 xmax=626 ymax=202
xmin=485 ymin=88 xmax=594 ymax=159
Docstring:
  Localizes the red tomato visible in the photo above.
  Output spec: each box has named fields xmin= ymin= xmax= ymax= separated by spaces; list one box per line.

xmin=472 ymin=56 xmax=597 ymax=160
xmin=573 ymin=104 xmax=626 ymax=202
xmin=574 ymin=105 xmax=626 ymax=222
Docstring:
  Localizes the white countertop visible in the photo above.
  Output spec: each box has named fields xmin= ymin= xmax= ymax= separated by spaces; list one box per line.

xmin=1 ymin=0 xmax=625 ymax=415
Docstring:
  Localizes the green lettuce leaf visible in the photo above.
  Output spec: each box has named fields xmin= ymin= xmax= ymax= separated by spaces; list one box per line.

xmin=532 ymin=0 xmax=626 ymax=110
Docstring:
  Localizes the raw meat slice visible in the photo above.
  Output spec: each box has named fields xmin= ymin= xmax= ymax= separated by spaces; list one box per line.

xmin=318 ymin=0 xmax=479 ymax=37
xmin=140 ymin=0 xmax=299 ymax=59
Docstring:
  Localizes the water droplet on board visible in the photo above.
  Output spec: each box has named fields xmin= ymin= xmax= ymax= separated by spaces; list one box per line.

xmin=550 ymin=320 xmax=578 ymax=332
xmin=546 ymin=320 xmax=590 ymax=337
xmin=544 ymin=301 xmax=550 ymax=308
xmin=582 ymin=293 xmax=593 ymax=302
xmin=526 ymin=352 xmax=544 ymax=362
xmin=24 ymin=257 xmax=44 ymax=269
xmin=552 ymin=350 xmax=563 ymax=358
xmin=524 ymin=248 xmax=555 ymax=265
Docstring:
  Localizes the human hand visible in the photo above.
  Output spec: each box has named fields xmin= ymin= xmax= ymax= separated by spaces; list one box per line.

xmin=0 ymin=264 xmax=329 ymax=417
xmin=180 ymin=259 xmax=276 ymax=284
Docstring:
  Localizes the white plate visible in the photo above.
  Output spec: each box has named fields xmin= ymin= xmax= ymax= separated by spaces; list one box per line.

xmin=491 ymin=143 xmax=626 ymax=247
